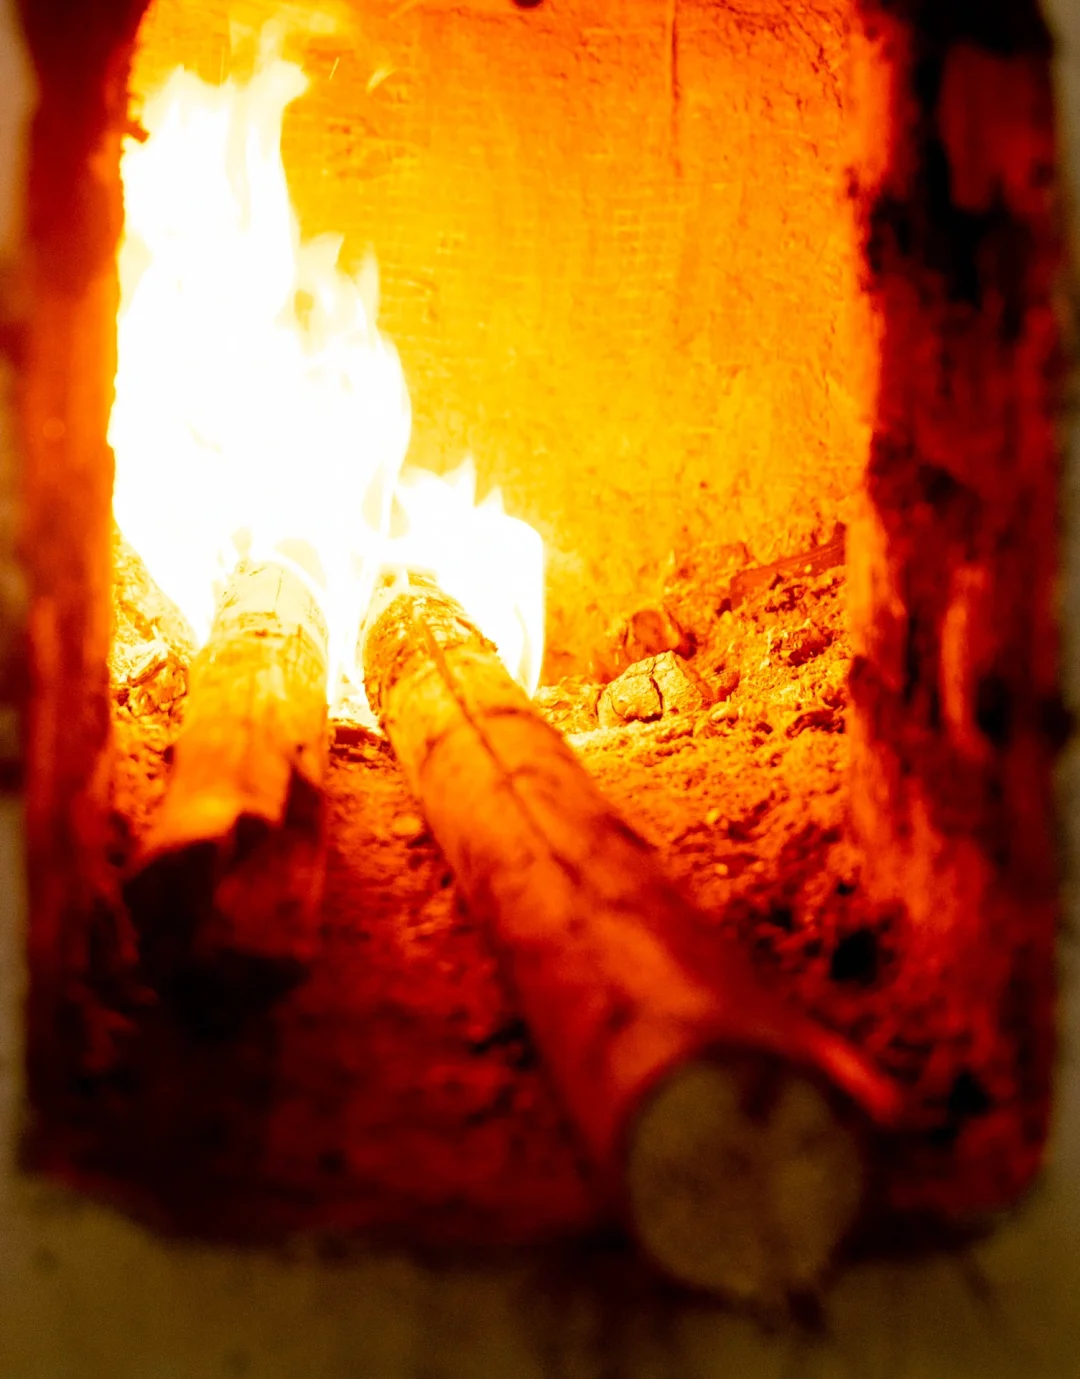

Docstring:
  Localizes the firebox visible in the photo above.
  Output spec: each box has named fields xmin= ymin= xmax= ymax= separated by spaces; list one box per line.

xmin=8 ymin=0 xmax=1065 ymax=1314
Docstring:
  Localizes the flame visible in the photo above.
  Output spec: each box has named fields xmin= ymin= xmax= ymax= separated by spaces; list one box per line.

xmin=110 ymin=49 xmax=544 ymax=699
xmin=386 ymin=461 xmax=545 ymax=696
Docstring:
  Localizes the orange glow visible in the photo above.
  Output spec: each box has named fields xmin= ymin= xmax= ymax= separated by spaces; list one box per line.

xmin=110 ymin=44 xmax=545 ymax=699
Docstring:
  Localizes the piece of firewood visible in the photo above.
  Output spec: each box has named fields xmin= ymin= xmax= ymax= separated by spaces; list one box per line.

xmin=124 ymin=559 xmax=330 ymax=1035
xmin=362 ymin=573 xmax=900 ymax=1306
xmin=111 ymin=524 xmax=198 ymax=667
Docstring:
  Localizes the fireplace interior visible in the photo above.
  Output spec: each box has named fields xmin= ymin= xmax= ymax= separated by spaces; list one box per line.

xmin=14 ymin=0 xmax=1065 ymax=1314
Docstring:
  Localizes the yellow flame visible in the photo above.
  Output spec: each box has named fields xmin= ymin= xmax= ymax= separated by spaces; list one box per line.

xmin=110 ymin=52 xmax=544 ymax=699
xmin=386 ymin=461 xmax=545 ymax=696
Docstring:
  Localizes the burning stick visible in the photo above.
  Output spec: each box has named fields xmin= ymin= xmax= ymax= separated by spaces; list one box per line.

xmin=363 ymin=573 xmax=899 ymax=1306
xmin=124 ymin=559 xmax=329 ymax=1033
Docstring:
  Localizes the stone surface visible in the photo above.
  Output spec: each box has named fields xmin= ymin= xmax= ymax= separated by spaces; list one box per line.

xmin=598 ymin=652 xmax=712 ymax=728
xmin=601 ymin=604 xmax=694 ymax=679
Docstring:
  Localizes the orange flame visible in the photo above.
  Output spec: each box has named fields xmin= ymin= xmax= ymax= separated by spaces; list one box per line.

xmin=111 ymin=49 xmax=544 ymax=699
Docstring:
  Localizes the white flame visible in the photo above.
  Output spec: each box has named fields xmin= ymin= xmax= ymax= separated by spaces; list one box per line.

xmin=110 ymin=52 xmax=544 ymax=698
xmin=386 ymin=461 xmax=545 ymax=696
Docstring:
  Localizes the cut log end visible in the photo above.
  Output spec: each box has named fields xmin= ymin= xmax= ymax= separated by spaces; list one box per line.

xmin=626 ymin=1057 xmax=864 ymax=1307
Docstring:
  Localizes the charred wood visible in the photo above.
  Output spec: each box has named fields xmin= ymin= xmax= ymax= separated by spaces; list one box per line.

xmin=728 ymin=524 xmax=846 ymax=611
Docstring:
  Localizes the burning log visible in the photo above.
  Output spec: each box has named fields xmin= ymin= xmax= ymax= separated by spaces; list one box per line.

xmin=124 ymin=559 xmax=329 ymax=1034
xmin=362 ymin=573 xmax=899 ymax=1306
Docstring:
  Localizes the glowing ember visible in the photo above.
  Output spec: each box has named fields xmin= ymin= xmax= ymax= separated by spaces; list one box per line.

xmin=110 ymin=50 xmax=544 ymax=698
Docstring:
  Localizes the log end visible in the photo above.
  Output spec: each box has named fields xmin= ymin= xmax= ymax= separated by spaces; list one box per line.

xmin=626 ymin=1056 xmax=865 ymax=1309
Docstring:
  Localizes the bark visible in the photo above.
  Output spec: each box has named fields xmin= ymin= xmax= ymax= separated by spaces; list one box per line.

xmin=362 ymin=573 xmax=899 ymax=1306
xmin=124 ymin=559 xmax=329 ymax=1035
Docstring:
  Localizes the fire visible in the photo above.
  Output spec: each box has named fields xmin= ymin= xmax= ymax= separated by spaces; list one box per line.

xmin=385 ymin=461 xmax=545 ymax=696
xmin=110 ymin=48 xmax=544 ymax=699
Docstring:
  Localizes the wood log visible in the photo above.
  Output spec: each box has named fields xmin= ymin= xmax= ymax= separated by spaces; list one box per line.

xmin=124 ymin=559 xmax=330 ymax=1036
xmin=111 ymin=524 xmax=198 ymax=668
xmin=362 ymin=573 xmax=901 ymax=1307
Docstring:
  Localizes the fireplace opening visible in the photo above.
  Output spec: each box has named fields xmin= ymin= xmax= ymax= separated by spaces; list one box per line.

xmin=18 ymin=0 xmax=1065 ymax=1312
